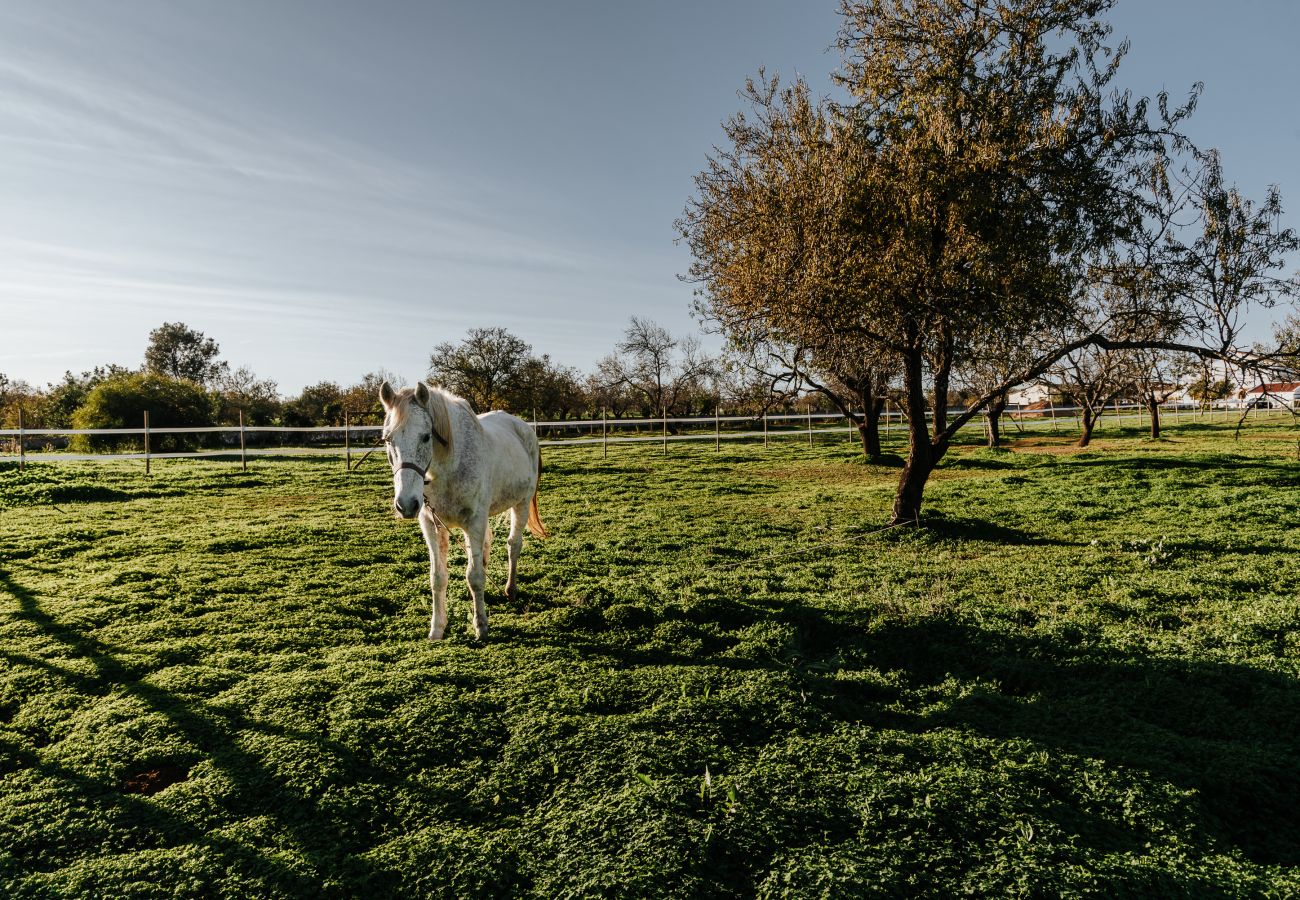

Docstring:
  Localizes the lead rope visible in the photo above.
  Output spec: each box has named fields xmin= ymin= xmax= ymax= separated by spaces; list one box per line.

xmin=349 ymin=434 xmax=386 ymax=472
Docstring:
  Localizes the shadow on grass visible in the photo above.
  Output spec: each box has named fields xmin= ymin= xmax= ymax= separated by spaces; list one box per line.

xmin=506 ymin=594 xmax=1300 ymax=871
xmin=0 ymin=568 xmax=403 ymax=896
xmin=919 ymin=515 xmax=1079 ymax=547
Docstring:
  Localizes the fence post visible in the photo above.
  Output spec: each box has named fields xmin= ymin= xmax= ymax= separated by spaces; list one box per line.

xmin=239 ymin=410 xmax=247 ymax=472
xmin=715 ymin=404 xmax=720 ymax=451
xmin=344 ymin=411 xmax=351 ymax=471
xmin=17 ymin=406 xmax=25 ymax=471
xmin=143 ymin=410 xmax=151 ymax=476
xmin=1048 ymin=397 xmax=1057 ymax=432
xmin=807 ymin=408 xmax=814 ymax=447
xmin=602 ymin=407 xmax=608 ymax=460
xmin=763 ymin=410 xmax=769 ymax=448
xmin=662 ymin=407 xmax=668 ymax=456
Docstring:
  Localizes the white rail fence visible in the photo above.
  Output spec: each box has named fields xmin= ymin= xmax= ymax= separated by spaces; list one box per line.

xmin=0 ymin=402 xmax=1285 ymax=472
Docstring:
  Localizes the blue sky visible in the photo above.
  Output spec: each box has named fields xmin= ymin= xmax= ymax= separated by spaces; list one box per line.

xmin=1 ymin=0 xmax=1296 ymax=393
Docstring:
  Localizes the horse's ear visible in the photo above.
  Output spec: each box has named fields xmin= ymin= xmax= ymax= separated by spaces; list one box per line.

xmin=379 ymin=380 xmax=397 ymax=408
xmin=414 ymin=381 xmax=431 ymax=409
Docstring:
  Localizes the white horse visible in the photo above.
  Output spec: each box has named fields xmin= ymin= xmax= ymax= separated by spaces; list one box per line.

xmin=379 ymin=381 xmax=546 ymax=640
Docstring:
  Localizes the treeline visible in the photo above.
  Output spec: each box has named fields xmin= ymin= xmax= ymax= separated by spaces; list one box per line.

xmin=0 ymin=319 xmax=840 ymax=447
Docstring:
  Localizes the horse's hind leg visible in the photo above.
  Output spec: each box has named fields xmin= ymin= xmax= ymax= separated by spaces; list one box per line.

xmin=505 ymin=500 xmax=528 ymax=601
xmin=463 ymin=518 xmax=489 ymax=640
xmin=419 ymin=509 xmax=449 ymax=641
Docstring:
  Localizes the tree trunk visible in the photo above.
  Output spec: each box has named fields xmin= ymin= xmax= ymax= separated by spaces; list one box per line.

xmin=1147 ymin=394 xmax=1161 ymax=439
xmin=891 ymin=347 xmax=934 ymax=524
xmin=857 ymin=395 xmax=885 ymax=460
xmin=986 ymin=391 xmax=1008 ymax=448
xmin=1077 ymin=407 xmax=1096 ymax=447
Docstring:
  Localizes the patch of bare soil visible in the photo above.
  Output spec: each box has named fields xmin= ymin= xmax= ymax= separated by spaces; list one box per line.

xmin=122 ymin=764 xmax=190 ymax=796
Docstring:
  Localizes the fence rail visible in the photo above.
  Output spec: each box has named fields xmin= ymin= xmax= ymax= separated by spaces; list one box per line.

xmin=2 ymin=403 xmax=1289 ymax=470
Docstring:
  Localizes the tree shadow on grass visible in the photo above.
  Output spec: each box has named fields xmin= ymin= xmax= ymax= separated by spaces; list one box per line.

xmin=0 ymin=569 xmax=403 ymax=897
xmin=919 ymin=514 xmax=1080 ymax=547
xmin=507 ymin=593 xmax=1300 ymax=871
xmin=1066 ymin=453 xmax=1298 ymax=476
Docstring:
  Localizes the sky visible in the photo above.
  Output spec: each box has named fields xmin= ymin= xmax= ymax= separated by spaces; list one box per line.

xmin=1 ymin=0 xmax=1296 ymax=393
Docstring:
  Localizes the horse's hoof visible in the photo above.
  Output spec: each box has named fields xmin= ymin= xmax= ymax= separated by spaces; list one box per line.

xmin=427 ymin=629 xmax=445 ymax=642
xmin=505 ymin=584 xmax=519 ymax=602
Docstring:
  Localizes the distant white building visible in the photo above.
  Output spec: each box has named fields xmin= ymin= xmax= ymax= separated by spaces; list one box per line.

xmin=1242 ymin=382 xmax=1300 ymax=410
xmin=1192 ymin=353 xmax=1300 ymax=408
xmin=1008 ymin=382 xmax=1054 ymax=408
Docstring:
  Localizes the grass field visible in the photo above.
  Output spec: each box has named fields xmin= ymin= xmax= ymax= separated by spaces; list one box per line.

xmin=2 ymin=420 xmax=1298 ymax=897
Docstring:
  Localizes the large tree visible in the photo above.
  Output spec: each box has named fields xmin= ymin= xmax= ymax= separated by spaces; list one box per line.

xmin=428 ymin=327 xmax=532 ymax=414
xmin=683 ymin=0 xmax=1208 ymax=523
xmin=143 ymin=322 xmax=227 ymax=386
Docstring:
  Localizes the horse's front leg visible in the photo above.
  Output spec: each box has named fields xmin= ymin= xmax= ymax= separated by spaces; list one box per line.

xmin=463 ymin=518 xmax=489 ymax=640
xmin=419 ymin=508 xmax=449 ymax=641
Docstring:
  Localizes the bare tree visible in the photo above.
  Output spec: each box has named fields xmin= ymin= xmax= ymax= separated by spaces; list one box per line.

xmin=603 ymin=317 xmax=717 ymax=419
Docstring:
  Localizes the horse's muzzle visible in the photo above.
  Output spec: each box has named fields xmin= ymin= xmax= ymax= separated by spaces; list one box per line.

xmin=394 ymin=496 xmax=421 ymax=519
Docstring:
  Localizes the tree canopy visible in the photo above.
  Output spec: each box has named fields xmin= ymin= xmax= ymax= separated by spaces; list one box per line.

xmin=143 ymin=322 xmax=228 ymax=386
xmin=681 ymin=0 xmax=1295 ymax=523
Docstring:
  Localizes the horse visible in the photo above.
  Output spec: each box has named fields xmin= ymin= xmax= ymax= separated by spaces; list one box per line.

xmin=379 ymin=380 xmax=547 ymax=640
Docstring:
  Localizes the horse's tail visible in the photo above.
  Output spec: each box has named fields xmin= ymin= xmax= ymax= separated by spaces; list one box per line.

xmin=526 ymin=446 xmax=548 ymax=539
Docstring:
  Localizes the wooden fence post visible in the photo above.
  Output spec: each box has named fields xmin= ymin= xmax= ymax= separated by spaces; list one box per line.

xmin=662 ymin=407 xmax=668 ymax=456
xmin=806 ymin=408 xmax=814 ymax=447
xmin=143 ymin=410 xmax=151 ymax=476
xmin=715 ymin=404 xmax=720 ymax=451
xmin=239 ymin=410 xmax=247 ymax=472
xmin=1048 ymin=397 xmax=1057 ymax=433
xmin=763 ymin=410 xmax=769 ymax=448
xmin=602 ymin=407 xmax=608 ymax=459
xmin=344 ymin=411 xmax=351 ymax=471
xmin=17 ymin=406 xmax=25 ymax=471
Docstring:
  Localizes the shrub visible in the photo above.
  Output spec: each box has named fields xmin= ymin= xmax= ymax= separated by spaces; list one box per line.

xmin=71 ymin=373 xmax=219 ymax=452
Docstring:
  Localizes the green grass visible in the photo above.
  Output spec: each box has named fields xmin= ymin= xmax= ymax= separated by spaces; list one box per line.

xmin=1 ymin=420 xmax=1298 ymax=897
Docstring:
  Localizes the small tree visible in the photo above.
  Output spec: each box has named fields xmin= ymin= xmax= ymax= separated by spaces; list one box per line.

xmin=1124 ymin=349 xmax=1182 ymax=439
xmin=602 ymin=317 xmax=717 ymax=419
xmin=283 ymin=382 xmax=345 ymax=427
xmin=215 ymin=367 xmax=281 ymax=426
xmin=143 ymin=322 xmax=228 ymax=386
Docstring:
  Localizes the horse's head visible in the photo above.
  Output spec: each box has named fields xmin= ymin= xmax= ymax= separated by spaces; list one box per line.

xmin=379 ymin=380 xmax=451 ymax=519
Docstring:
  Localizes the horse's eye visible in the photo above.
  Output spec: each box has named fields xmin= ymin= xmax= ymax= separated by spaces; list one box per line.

xmin=421 ymin=433 xmax=431 ymax=443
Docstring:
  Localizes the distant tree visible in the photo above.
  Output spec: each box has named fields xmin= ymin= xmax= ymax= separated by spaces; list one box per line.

xmin=39 ymin=365 xmax=133 ymax=428
xmin=283 ymin=382 xmax=345 ymax=427
xmin=1124 ymin=349 xmax=1183 ymax=439
xmin=143 ymin=322 xmax=228 ymax=386
xmin=0 ymin=373 xmax=40 ymax=431
xmin=214 ymin=366 xmax=282 ymax=426
xmin=72 ymin=372 xmax=217 ymax=451
xmin=509 ymin=355 xmax=585 ymax=420
xmin=1183 ymin=372 xmax=1232 ymax=409
xmin=340 ymin=371 xmax=403 ymax=425
xmin=602 ymin=317 xmax=717 ymax=419
xmin=429 ymin=327 xmax=531 ymax=413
